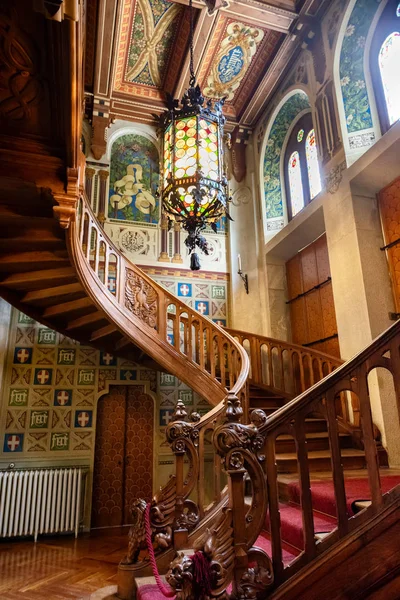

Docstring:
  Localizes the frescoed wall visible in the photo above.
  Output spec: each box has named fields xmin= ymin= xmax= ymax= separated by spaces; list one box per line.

xmin=108 ymin=133 xmax=159 ymax=224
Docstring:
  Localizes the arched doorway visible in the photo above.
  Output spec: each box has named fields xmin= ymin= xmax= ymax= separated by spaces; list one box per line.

xmin=91 ymin=385 xmax=154 ymax=528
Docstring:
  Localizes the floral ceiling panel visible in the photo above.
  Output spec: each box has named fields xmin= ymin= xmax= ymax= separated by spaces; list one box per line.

xmin=199 ymin=17 xmax=283 ymax=117
xmin=114 ymin=0 xmax=189 ymax=99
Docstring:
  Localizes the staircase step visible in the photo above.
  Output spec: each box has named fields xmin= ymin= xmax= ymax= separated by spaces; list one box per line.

xmin=0 ymin=250 xmax=70 ymax=273
xmin=275 ymin=432 xmax=352 ymax=454
xmin=0 ymin=267 xmax=77 ymax=290
xmin=304 ymin=418 xmax=328 ymax=433
xmin=276 ymin=449 xmax=366 ymax=473
xmin=22 ymin=283 xmax=85 ymax=307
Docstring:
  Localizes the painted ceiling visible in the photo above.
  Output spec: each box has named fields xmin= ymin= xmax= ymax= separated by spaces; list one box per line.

xmin=112 ymin=0 xmax=285 ymax=122
xmin=114 ymin=0 xmax=190 ymax=100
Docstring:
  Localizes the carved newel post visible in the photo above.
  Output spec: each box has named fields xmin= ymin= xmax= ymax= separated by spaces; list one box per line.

xmin=213 ymin=394 xmax=274 ymax=599
xmin=165 ymin=400 xmax=200 ymax=550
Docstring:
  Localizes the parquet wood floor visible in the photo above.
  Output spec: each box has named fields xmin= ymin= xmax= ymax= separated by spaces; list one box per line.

xmin=0 ymin=528 xmax=129 ymax=600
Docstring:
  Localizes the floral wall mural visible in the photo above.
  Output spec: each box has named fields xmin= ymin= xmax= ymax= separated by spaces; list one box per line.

xmin=339 ymin=0 xmax=382 ymax=133
xmin=263 ymin=91 xmax=310 ymax=230
xmin=109 ymin=134 xmax=159 ymax=224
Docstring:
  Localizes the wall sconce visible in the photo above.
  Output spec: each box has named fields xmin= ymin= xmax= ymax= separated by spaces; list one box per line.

xmin=237 ymin=254 xmax=249 ymax=294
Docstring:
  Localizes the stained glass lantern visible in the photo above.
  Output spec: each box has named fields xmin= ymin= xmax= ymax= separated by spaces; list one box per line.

xmin=159 ymin=86 xmax=229 ymax=270
xmin=158 ymin=0 xmax=230 ymax=271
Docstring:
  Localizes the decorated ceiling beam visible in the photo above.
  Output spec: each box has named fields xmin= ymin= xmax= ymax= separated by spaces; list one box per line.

xmin=171 ymin=0 xmax=297 ymax=32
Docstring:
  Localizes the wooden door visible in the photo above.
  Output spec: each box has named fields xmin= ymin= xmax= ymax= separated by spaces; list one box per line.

xmin=91 ymin=385 xmax=154 ymax=528
xmin=378 ymin=176 xmax=400 ymax=312
xmin=286 ymin=234 xmax=340 ymax=357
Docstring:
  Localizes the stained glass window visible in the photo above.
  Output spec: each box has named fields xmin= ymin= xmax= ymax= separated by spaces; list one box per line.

xmin=305 ymin=129 xmax=322 ymax=199
xmin=297 ymin=129 xmax=304 ymax=143
xmin=379 ymin=32 xmax=400 ymax=125
xmin=397 ymin=3 xmax=400 ymax=17
xmin=288 ymin=151 xmax=305 ymax=217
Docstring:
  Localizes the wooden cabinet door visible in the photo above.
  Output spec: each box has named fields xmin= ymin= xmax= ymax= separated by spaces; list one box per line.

xmin=91 ymin=385 xmax=154 ymax=529
xmin=286 ymin=234 xmax=340 ymax=357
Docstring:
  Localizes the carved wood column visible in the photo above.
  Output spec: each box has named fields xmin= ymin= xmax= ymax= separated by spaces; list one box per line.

xmin=98 ymin=169 xmax=109 ymax=224
xmin=85 ymin=167 xmax=95 ymax=202
xmin=158 ymin=214 xmax=170 ymax=262
xmin=172 ymin=222 xmax=183 ymax=264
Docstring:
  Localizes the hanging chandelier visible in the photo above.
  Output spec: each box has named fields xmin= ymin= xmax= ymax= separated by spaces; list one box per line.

xmin=158 ymin=0 xmax=230 ymax=271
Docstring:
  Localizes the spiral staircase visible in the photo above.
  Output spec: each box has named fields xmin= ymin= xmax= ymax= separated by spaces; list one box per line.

xmin=1 ymin=3 xmax=400 ymax=598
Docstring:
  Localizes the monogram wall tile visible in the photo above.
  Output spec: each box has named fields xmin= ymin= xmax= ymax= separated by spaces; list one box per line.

xmin=9 ymin=388 xmax=29 ymax=407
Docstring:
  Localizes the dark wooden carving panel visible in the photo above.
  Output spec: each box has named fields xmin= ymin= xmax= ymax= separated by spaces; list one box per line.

xmin=378 ymin=177 xmax=400 ymax=313
xmin=91 ymin=385 xmax=154 ymax=528
xmin=286 ymin=234 xmax=340 ymax=357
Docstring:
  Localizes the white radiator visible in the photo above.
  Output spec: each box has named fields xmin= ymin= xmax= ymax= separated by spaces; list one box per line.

xmin=0 ymin=466 xmax=88 ymax=542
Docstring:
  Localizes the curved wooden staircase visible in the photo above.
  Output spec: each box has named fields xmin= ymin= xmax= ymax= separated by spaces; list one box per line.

xmin=1 ymin=182 xmax=399 ymax=599
xmin=1 ymin=3 xmax=400 ymax=596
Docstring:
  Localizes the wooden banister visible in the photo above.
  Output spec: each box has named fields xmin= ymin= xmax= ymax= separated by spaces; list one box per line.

xmin=71 ymin=192 xmax=249 ymax=560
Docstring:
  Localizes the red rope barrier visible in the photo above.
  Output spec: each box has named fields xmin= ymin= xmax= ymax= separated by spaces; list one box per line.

xmin=144 ymin=503 xmax=176 ymax=598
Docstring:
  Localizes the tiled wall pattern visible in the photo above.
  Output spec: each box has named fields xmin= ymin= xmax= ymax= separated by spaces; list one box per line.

xmin=0 ymin=270 xmax=229 ymax=492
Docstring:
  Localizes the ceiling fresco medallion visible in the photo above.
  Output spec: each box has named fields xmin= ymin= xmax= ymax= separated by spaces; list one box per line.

xmin=203 ymin=22 xmax=264 ymax=102
xmin=114 ymin=0 xmax=187 ymax=98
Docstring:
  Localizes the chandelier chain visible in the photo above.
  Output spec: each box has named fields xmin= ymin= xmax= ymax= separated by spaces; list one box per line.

xmin=189 ymin=0 xmax=195 ymax=87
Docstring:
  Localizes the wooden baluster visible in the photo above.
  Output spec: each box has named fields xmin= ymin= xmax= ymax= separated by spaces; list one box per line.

xmin=199 ymin=321 xmax=205 ymax=370
xmin=278 ymin=348 xmax=285 ymax=392
xmin=307 ymin=354 xmax=315 ymax=386
xmin=210 ymin=335 xmax=217 ymax=379
xmin=94 ymin=233 xmax=100 ymax=276
xmin=198 ymin=428 xmax=205 ymax=519
xmin=214 ymin=432 xmax=221 ymax=505
xmin=268 ymin=344 xmax=274 ymax=389
xmin=249 ymin=337 xmax=258 ymax=384
xmin=317 ymin=359 xmax=324 ymax=382
xmin=266 ymin=435 xmax=284 ymax=581
xmin=219 ymin=338 xmax=226 ymax=388
xmin=228 ymin=346 xmax=234 ymax=389
xmin=158 ymin=294 xmax=167 ymax=341
xmin=104 ymin=248 xmax=110 ymax=290
xmin=357 ymin=365 xmax=382 ymax=509
xmin=173 ymin=306 xmax=180 ymax=352
xmin=296 ymin=419 xmax=316 ymax=559
xmin=325 ymin=389 xmax=349 ymax=536
xmin=298 ymin=352 xmax=306 ymax=392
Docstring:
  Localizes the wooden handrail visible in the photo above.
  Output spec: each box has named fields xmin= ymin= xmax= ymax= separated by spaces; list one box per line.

xmin=72 ymin=192 xmax=249 ymax=544
xmin=228 ymin=318 xmax=400 ymax=595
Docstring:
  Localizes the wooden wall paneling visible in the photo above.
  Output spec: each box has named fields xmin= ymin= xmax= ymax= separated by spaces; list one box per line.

xmin=286 ymin=255 xmax=308 ymax=345
xmin=286 ymin=235 xmax=340 ymax=357
xmin=378 ymin=177 xmax=400 ymax=313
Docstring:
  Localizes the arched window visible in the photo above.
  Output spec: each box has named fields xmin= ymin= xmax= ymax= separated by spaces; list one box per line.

xmin=284 ymin=113 xmax=322 ymax=220
xmin=379 ymin=32 xmax=400 ymax=125
xmin=371 ymin=0 xmax=400 ymax=132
